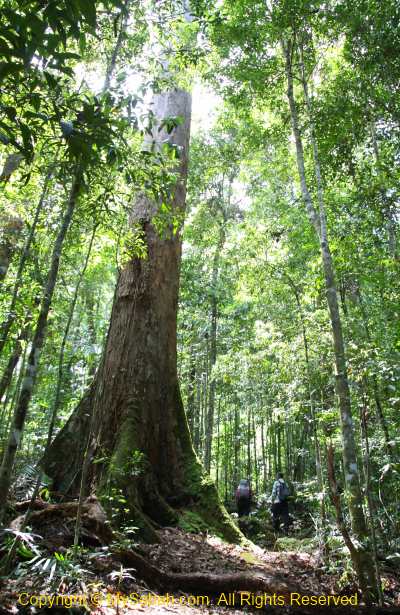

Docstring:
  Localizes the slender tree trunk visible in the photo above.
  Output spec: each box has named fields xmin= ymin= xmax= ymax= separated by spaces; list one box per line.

xmin=0 ymin=215 xmax=23 ymax=283
xmin=282 ymin=37 xmax=377 ymax=602
xmin=224 ymin=419 xmax=229 ymax=502
xmin=0 ymin=340 xmax=22 ymax=402
xmin=193 ymin=370 xmax=201 ymax=453
xmin=215 ymin=397 xmax=221 ymax=489
xmin=0 ymin=343 xmax=27 ymax=452
xmin=370 ymin=121 xmax=398 ymax=261
xmin=200 ymin=342 xmax=208 ymax=458
xmin=204 ymin=225 xmax=225 ymax=473
xmin=272 ymin=417 xmax=277 ymax=475
xmin=286 ymin=416 xmax=292 ymax=478
xmin=0 ymin=169 xmax=52 ymax=356
xmin=260 ymin=414 xmax=267 ymax=492
xmin=360 ymin=397 xmax=384 ymax=605
xmin=233 ymin=404 xmax=240 ymax=488
xmin=247 ymin=409 xmax=251 ymax=479
xmin=102 ymin=2 xmax=130 ymax=93
xmin=199 ymin=371 xmax=205 ymax=456
xmin=82 ymin=283 xmax=99 ymax=380
xmin=48 ymin=225 xmax=97 ymax=447
xmin=252 ymin=408 xmax=258 ymax=494
xmin=186 ymin=347 xmax=197 ymax=435
xmin=267 ymin=412 xmax=272 ymax=479
xmin=2 ymin=230 xmax=96 ymax=567
xmin=277 ymin=415 xmax=282 ymax=471
xmin=0 ymin=300 xmax=36 ymax=406
xmin=0 ymin=167 xmax=82 ymax=523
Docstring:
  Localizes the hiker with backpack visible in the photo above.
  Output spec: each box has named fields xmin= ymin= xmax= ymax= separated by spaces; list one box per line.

xmin=235 ymin=479 xmax=252 ymax=517
xmin=270 ymin=472 xmax=290 ymax=533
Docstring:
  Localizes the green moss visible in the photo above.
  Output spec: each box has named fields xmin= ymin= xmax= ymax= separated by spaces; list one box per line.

xmin=238 ymin=550 xmax=264 ymax=565
xmin=238 ymin=515 xmax=264 ymax=535
xmin=173 ymin=386 xmax=242 ymax=542
xmin=97 ymin=391 xmax=242 ymax=544
xmin=180 ymin=456 xmax=244 ymax=544
xmin=108 ymin=417 xmax=140 ymax=481
xmin=178 ymin=510 xmax=210 ymax=533
xmin=123 ymin=506 xmax=161 ymax=543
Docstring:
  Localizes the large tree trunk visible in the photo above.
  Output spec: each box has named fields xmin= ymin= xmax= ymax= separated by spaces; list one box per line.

xmin=42 ymin=89 xmax=240 ymax=543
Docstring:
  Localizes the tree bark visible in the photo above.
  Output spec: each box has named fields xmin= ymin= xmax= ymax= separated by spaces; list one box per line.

xmin=0 ymin=214 xmax=23 ymax=283
xmin=204 ymin=223 xmax=225 ymax=472
xmin=215 ymin=397 xmax=221 ymax=489
xmin=0 ymin=342 xmax=27 ymax=452
xmin=370 ymin=121 xmax=398 ymax=261
xmin=246 ymin=409 xmax=251 ymax=479
xmin=0 ymin=168 xmax=52 ymax=356
xmin=260 ymin=414 xmax=267 ymax=492
xmin=360 ymin=398 xmax=384 ymax=605
xmin=193 ymin=368 xmax=201 ymax=453
xmin=282 ymin=37 xmax=377 ymax=603
xmin=48 ymin=226 xmax=97 ymax=455
xmin=233 ymin=403 xmax=240 ymax=488
xmin=186 ymin=344 xmax=197 ymax=434
xmin=42 ymin=90 xmax=240 ymax=543
xmin=252 ymin=407 xmax=258 ymax=493
xmin=0 ymin=340 xmax=22 ymax=402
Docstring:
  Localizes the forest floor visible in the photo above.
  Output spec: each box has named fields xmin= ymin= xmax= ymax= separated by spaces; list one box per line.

xmin=1 ymin=503 xmax=400 ymax=614
xmin=117 ymin=528 xmax=400 ymax=613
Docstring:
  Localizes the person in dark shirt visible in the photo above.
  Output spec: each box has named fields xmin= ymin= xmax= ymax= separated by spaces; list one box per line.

xmin=235 ymin=479 xmax=252 ymax=516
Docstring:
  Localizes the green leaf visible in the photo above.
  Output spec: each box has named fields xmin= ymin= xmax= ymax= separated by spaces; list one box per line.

xmin=31 ymin=93 xmax=41 ymax=111
xmin=76 ymin=0 xmax=97 ymax=29
xmin=44 ymin=71 xmax=58 ymax=88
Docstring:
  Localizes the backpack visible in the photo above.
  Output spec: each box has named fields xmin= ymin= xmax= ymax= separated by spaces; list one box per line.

xmin=278 ymin=480 xmax=290 ymax=502
xmin=237 ymin=483 xmax=250 ymax=501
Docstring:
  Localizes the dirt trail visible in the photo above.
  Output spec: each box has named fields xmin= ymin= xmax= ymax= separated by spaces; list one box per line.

xmin=1 ymin=515 xmax=399 ymax=614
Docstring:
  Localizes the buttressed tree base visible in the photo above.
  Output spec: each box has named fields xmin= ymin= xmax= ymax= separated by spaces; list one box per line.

xmin=42 ymin=88 xmax=241 ymax=544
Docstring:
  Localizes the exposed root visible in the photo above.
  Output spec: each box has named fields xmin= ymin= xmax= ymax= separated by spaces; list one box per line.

xmin=113 ymin=546 xmax=302 ymax=598
xmin=10 ymin=496 xmax=113 ymax=546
